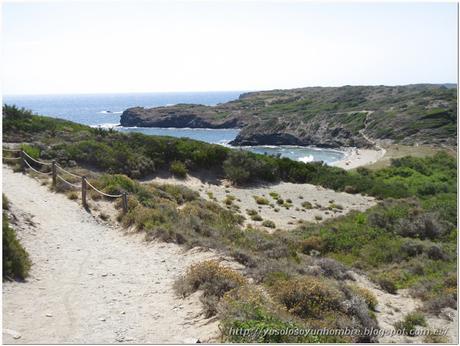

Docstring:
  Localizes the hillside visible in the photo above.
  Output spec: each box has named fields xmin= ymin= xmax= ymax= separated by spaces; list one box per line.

xmin=120 ymin=84 xmax=457 ymax=148
xmin=3 ymin=106 xmax=458 ymax=343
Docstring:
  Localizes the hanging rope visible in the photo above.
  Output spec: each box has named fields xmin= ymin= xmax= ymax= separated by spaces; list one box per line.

xmin=23 ymin=158 xmax=52 ymax=176
xmin=56 ymin=165 xmax=82 ymax=179
xmin=85 ymin=179 xmax=123 ymax=198
xmin=2 ymin=156 xmax=22 ymax=161
xmin=4 ymin=146 xmax=127 ymax=212
xmin=56 ymin=174 xmax=82 ymax=189
xmin=22 ymin=151 xmax=52 ymax=166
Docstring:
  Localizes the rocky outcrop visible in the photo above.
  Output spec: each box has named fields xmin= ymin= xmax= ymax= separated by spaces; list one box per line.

xmin=231 ymin=122 xmax=372 ymax=148
xmin=119 ymin=84 xmax=457 ymax=149
xmin=120 ymin=105 xmax=245 ymax=129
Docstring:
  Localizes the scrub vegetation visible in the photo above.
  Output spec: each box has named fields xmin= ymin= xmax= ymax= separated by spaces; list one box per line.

xmin=3 ymin=105 xmax=457 ymax=342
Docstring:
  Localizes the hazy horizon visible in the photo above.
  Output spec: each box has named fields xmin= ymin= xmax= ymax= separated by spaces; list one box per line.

xmin=3 ymin=82 xmax=458 ymax=98
xmin=3 ymin=1 xmax=457 ymax=95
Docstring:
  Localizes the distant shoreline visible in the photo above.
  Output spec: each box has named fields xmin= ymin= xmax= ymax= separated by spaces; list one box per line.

xmin=91 ymin=123 xmax=385 ymax=169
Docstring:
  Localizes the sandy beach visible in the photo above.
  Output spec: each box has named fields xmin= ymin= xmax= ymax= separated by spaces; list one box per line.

xmin=332 ymin=146 xmax=386 ymax=170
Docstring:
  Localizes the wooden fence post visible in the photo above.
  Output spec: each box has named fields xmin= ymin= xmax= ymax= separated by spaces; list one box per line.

xmin=19 ymin=151 xmax=25 ymax=172
xmin=52 ymin=160 xmax=57 ymax=187
xmin=82 ymin=176 xmax=87 ymax=208
xmin=122 ymin=192 xmax=128 ymax=214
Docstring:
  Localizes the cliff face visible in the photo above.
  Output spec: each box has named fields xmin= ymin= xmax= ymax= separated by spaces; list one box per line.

xmin=120 ymin=85 xmax=457 ymax=148
xmin=120 ymin=105 xmax=245 ymax=129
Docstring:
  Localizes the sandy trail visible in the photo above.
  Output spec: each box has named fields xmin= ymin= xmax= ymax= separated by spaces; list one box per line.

xmin=2 ymin=167 xmax=222 ymax=344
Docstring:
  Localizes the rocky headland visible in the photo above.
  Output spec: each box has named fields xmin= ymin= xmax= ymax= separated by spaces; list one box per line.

xmin=120 ymin=84 xmax=457 ymax=149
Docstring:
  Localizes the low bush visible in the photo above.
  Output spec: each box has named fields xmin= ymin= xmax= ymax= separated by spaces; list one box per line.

xmin=347 ymin=285 xmax=378 ymax=311
xmin=262 ymin=220 xmax=276 ymax=228
xmin=219 ymin=285 xmax=342 ymax=343
xmin=394 ymin=311 xmax=427 ymax=336
xmin=3 ymin=194 xmax=9 ymax=210
xmin=3 ymin=212 xmax=31 ymax=280
xmin=377 ymin=277 xmax=398 ymax=294
xmin=300 ymin=236 xmax=324 ymax=254
xmin=169 ymin=161 xmax=188 ymax=178
xmin=251 ymin=214 xmax=263 ymax=221
xmin=254 ymin=196 xmax=270 ymax=205
xmin=174 ymin=260 xmax=246 ymax=317
xmin=269 ymin=191 xmax=279 ymax=200
xmin=301 ymin=201 xmax=313 ymax=209
xmin=271 ymin=275 xmax=344 ymax=318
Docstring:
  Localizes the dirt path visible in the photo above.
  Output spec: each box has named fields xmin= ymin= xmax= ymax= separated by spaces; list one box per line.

xmin=359 ymin=111 xmax=386 ymax=154
xmin=2 ymin=167 xmax=222 ymax=344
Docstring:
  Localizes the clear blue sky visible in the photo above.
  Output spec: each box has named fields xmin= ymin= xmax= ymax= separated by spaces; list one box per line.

xmin=2 ymin=1 xmax=457 ymax=95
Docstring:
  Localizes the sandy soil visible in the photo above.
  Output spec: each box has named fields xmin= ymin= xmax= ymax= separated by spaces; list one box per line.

xmin=349 ymin=272 xmax=458 ymax=343
xmin=2 ymin=166 xmax=233 ymax=344
xmin=148 ymin=176 xmax=376 ymax=231
xmin=332 ymin=147 xmax=386 ymax=170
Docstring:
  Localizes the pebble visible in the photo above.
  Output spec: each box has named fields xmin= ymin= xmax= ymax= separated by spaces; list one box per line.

xmin=99 ymin=317 xmax=106 ymax=322
xmin=45 ymin=313 xmax=53 ymax=317
xmin=3 ymin=328 xmax=21 ymax=339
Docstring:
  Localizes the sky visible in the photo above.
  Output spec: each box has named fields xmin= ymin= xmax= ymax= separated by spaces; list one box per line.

xmin=2 ymin=1 xmax=458 ymax=95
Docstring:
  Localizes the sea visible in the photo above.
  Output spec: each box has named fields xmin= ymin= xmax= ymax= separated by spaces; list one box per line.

xmin=3 ymin=92 xmax=345 ymax=164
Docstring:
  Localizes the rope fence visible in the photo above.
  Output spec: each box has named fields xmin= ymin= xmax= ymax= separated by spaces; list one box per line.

xmin=2 ymin=147 xmax=128 ymax=214
xmin=56 ymin=174 xmax=82 ymax=189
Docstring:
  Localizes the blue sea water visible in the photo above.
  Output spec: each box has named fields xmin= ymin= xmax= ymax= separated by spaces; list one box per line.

xmin=3 ymin=92 xmax=345 ymax=164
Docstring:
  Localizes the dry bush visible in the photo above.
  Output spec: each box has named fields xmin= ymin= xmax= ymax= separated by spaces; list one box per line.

xmin=174 ymin=260 xmax=247 ymax=317
xmin=347 ymin=284 xmax=378 ymax=311
xmin=300 ymin=236 xmax=324 ymax=254
xmin=271 ymin=275 xmax=344 ymax=318
xmin=315 ymin=257 xmax=353 ymax=280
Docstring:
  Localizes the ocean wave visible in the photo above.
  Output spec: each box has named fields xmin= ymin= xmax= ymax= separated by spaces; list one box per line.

xmin=298 ymin=155 xmax=314 ymax=163
xmin=98 ymin=110 xmax=123 ymax=114
xmin=91 ymin=123 xmax=120 ymax=129
xmin=117 ymin=126 xmax=239 ymax=132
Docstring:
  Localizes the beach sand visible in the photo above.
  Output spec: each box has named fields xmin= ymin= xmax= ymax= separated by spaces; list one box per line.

xmin=332 ymin=147 xmax=386 ymax=170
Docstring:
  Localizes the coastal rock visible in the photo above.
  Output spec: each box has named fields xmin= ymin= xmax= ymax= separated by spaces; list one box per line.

xmin=119 ymin=85 xmax=457 ymax=149
xmin=120 ymin=105 xmax=244 ymax=129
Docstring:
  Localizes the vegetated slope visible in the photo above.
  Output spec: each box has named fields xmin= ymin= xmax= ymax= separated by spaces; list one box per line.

xmin=3 ymin=106 xmax=457 ymax=342
xmin=2 ymin=167 xmax=224 ymax=343
xmin=120 ymin=84 xmax=457 ymax=148
xmin=2 ymin=194 xmax=31 ymax=281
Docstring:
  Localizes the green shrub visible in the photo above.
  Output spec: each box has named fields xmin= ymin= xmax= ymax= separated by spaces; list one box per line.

xmin=3 ymin=212 xmax=31 ymax=280
xmin=3 ymin=194 xmax=9 ymax=210
xmin=394 ymin=311 xmax=427 ymax=336
xmin=169 ymin=161 xmax=188 ymax=178
xmin=301 ymin=201 xmax=313 ymax=209
xmin=251 ymin=214 xmax=263 ymax=221
xmin=21 ymin=144 xmax=40 ymax=160
xmin=269 ymin=191 xmax=280 ymax=200
xmin=246 ymin=209 xmax=258 ymax=216
xmin=96 ymin=174 xmax=139 ymax=195
xmin=262 ymin=220 xmax=276 ymax=228
xmin=254 ymin=196 xmax=270 ymax=205
xmin=219 ymin=285 xmax=337 ymax=343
